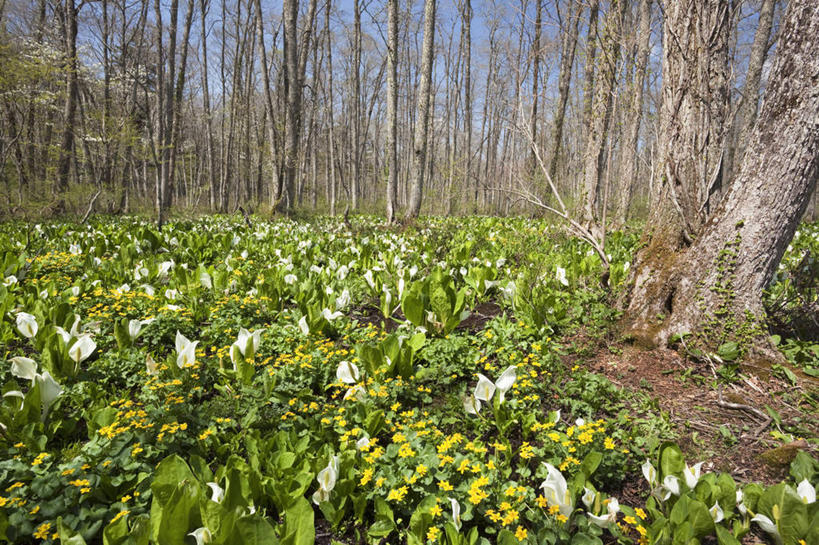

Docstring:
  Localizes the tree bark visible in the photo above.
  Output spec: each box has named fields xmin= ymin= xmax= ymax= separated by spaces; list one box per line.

xmin=616 ymin=0 xmax=652 ymax=223
xmin=56 ymin=0 xmax=79 ymax=194
xmin=386 ymin=0 xmax=399 ymax=222
xmin=547 ymin=0 xmax=581 ymax=181
xmin=405 ymin=0 xmax=436 ymax=220
xmin=579 ymin=0 xmax=627 ymax=229
xmin=281 ymin=0 xmax=300 ymax=212
xmin=580 ymin=0 xmax=600 ymax=132
xmin=623 ymin=0 xmax=818 ymax=362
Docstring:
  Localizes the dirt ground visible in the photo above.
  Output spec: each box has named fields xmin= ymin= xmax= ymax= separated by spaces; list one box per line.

xmin=583 ymin=344 xmax=818 ymax=486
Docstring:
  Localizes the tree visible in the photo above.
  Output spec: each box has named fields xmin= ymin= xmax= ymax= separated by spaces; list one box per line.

xmin=385 ymin=0 xmax=399 ymax=222
xmin=405 ymin=0 xmax=435 ymax=220
xmin=623 ymin=0 xmax=819 ymax=362
xmin=616 ymin=0 xmax=652 ymax=223
xmin=56 ymin=0 xmax=79 ymax=194
xmin=579 ymin=0 xmax=627 ymax=230
xmin=547 ymin=0 xmax=581 ymax=181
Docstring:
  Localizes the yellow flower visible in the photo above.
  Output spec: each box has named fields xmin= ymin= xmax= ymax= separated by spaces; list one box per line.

xmin=360 ymin=468 xmax=374 ymax=486
xmin=387 ymin=486 xmax=408 ymax=502
xmin=29 ymin=505 xmax=40 ymax=515
xmin=535 ymin=496 xmax=548 ymax=508
xmin=604 ymin=437 xmax=615 ymax=450
xmin=636 ymin=525 xmax=647 ymax=537
xmin=111 ymin=510 xmax=130 ymax=524
xmin=80 ymin=487 xmax=91 ymax=494
xmin=635 ymin=508 xmax=647 ymax=519
xmin=556 ymin=514 xmax=568 ymax=524
xmin=416 ymin=464 xmax=428 ymax=476
xmin=515 ymin=526 xmax=528 ymax=541
xmin=427 ymin=527 xmax=441 ymax=542
xmin=33 ymin=522 xmax=52 ymax=539
xmin=624 ymin=516 xmax=637 ymax=525
xmin=548 ymin=504 xmax=560 ymax=515
xmin=429 ymin=504 xmax=443 ymax=517
xmin=438 ymin=480 xmax=453 ymax=492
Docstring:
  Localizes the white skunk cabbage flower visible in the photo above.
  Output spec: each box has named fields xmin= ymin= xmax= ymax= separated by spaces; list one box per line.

xmin=16 ymin=312 xmax=38 ymax=338
xmin=206 ymin=482 xmax=225 ymax=504
xmin=68 ymin=335 xmax=96 ymax=364
xmin=175 ymin=331 xmax=198 ymax=368
xmin=336 ymin=361 xmax=360 ymax=384
xmin=588 ymin=497 xmax=619 ymax=528
xmin=494 ymin=366 xmax=517 ymax=403
xmin=474 ymin=374 xmax=496 ymax=403
xmin=187 ymin=528 xmax=213 ymax=545
xmin=448 ymin=497 xmax=462 ymax=530
xmin=312 ymin=456 xmax=339 ymax=505
xmin=796 ymin=479 xmax=816 ymax=504
xmin=683 ymin=461 xmax=705 ymax=489
xmin=540 ymin=463 xmax=573 ymax=518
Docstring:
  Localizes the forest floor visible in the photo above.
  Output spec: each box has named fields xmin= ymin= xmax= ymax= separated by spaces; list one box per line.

xmin=568 ymin=333 xmax=818 ymax=498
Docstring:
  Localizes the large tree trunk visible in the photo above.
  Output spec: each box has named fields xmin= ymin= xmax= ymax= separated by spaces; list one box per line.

xmin=405 ymin=0 xmax=436 ymax=220
xmin=623 ymin=0 xmax=733 ymax=337
xmin=623 ymin=0 xmax=819 ymax=362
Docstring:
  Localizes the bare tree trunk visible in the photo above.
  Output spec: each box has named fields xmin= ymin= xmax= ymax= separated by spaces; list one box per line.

xmin=529 ymin=0 xmax=542 ymax=151
xmin=325 ymin=0 xmax=338 ymax=216
xmin=462 ymin=0 xmax=472 ymax=216
xmin=547 ymin=0 xmax=581 ymax=181
xmin=281 ymin=0 xmax=300 ymax=212
xmin=56 ymin=0 xmax=79 ymax=194
xmin=405 ymin=0 xmax=436 ymax=220
xmin=385 ymin=0 xmax=398 ymax=222
xmin=581 ymin=0 xmax=600 ymax=131
xmin=351 ymin=0 xmax=361 ymax=211
xmin=616 ymin=0 xmax=652 ymax=223
xmin=625 ymin=0 xmax=819 ymax=361
xmin=580 ymin=0 xmax=627 ymax=229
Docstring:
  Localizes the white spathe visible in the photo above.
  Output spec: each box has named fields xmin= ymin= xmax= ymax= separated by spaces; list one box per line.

xmin=68 ymin=335 xmax=97 ymax=364
xmin=683 ymin=461 xmax=705 ymax=489
xmin=10 ymin=357 xmax=37 ymax=382
xmin=796 ymin=479 xmax=816 ymax=504
xmin=16 ymin=312 xmax=38 ymax=338
xmin=540 ymin=463 xmax=573 ymax=518
xmin=336 ymin=361 xmax=360 ymax=385
xmin=494 ymin=366 xmax=517 ymax=403
xmin=474 ymin=374 xmax=496 ymax=403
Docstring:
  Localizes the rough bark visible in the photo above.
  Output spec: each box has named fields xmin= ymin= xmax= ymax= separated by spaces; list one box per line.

xmin=616 ymin=0 xmax=652 ymax=223
xmin=281 ymin=0 xmax=300 ymax=212
xmin=547 ymin=0 xmax=581 ymax=181
xmin=580 ymin=0 xmax=600 ymax=132
xmin=405 ymin=0 xmax=435 ymax=220
xmin=624 ymin=0 xmax=819 ymax=363
xmin=580 ymin=0 xmax=627 ymax=229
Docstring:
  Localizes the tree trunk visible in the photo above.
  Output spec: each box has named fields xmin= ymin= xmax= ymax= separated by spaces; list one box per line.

xmin=580 ymin=0 xmax=600 ymax=132
xmin=405 ymin=0 xmax=436 ymax=220
xmin=547 ymin=0 xmax=581 ymax=181
xmin=281 ymin=0 xmax=300 ymax=212
xmin=579 ymin=0 xmax=627 ymax=229
xmin=56 ymin=0 xmax=79 ymax=194
xmin=386 ymin=0 xmax=399 ymax=222
xmin=623 ymin=0 xmax=818 ymax=362
xmin=616 ymin=0 xmax=652 ymax=223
